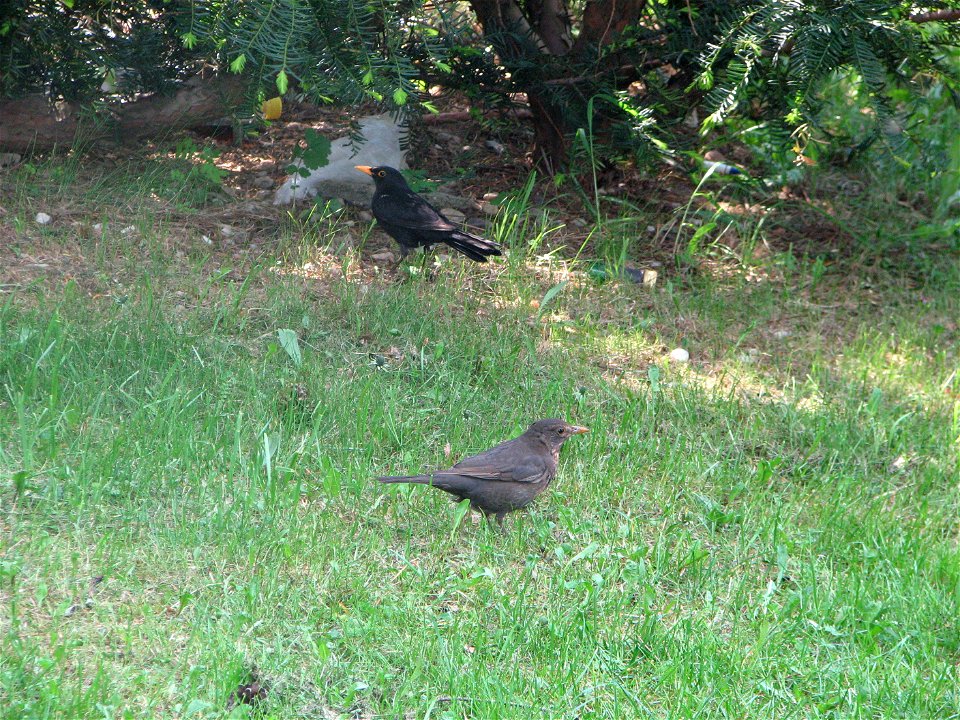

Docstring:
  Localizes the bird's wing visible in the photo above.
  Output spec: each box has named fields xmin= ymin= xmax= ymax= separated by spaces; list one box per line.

xmin=444 ymin=447 xmax=548 ymax=484
xmin=374 ymin=191 xmax=456 ymax=232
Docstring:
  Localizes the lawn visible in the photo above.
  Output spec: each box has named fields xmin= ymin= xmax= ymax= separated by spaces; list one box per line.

xmin=1 ymin=154 xmax=958 ymax=719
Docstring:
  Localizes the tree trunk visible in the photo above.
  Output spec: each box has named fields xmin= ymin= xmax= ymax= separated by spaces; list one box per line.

xmin=0 ymin=75 xmax=247 ymax=154
xmin=468 ymin=0 xmax=643 ymax=171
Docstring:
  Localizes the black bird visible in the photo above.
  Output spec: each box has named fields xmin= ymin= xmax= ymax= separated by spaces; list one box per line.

xmin=377 ymin=419 xmax=588 ymax=525
xmin=355 ymin=165 xmax=502 ymax=263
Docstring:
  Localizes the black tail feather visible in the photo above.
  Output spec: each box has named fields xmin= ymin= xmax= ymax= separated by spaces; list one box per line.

xmin=443 ymin=231 xmax=502 ymax=263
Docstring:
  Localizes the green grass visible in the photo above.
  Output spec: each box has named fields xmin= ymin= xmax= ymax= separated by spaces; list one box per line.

xmin=1 ymin=161 xmax=959 ymax=719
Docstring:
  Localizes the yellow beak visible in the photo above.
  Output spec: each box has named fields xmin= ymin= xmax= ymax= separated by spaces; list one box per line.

xmin=570 ymin=426 xmax=590 ymax=435
xmin=355 ymin=165 xmax=373 ymax=176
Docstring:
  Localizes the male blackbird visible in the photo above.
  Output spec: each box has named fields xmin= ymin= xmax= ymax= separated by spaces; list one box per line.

xmin=355 ymin=165 xmax=502 ymax=262
xmin=377 ymin=419 xmax=588 ymax=524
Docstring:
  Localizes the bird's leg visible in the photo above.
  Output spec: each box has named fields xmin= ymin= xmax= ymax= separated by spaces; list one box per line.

xmin=418 ymin=248 xmax=434 ymax=281
xmin=391 ymin=246 xmax=410 ymax=276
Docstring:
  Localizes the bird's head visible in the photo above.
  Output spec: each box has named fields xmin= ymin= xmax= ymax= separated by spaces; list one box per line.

xmin=525 ymin=418 xmax=589 ymax=450
xmin=355 ymin=165 xmax=408 ymax=189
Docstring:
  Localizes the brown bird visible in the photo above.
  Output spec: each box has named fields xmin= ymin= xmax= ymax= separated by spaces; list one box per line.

xmin=377 ymin=418 xmax=588 ymax=525
xmin=355 ymin=165 xmax=502 ymax=262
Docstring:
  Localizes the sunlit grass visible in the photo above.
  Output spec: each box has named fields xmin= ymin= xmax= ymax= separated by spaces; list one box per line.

xmin=1 ymin=156 xmax=959 ymax=719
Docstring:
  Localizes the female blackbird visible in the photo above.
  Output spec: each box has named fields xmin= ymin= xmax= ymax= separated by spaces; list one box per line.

xmin=355 ymin=165 xmax=502 ymax=262
xmin=377 ymin=419 xmax=588 ymax=524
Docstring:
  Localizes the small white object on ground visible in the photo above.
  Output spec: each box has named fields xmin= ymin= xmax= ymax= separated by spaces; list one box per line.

xmin=35 ymin=212 xmax=52 ymax=225
xmin=669 ymin=347 xmax=690 ymax=363
xmin=484 ymin=139 xmax=505 ymax=155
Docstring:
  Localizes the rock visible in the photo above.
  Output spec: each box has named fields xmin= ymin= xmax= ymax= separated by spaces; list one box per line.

xmin=120 ymin=225 xmax=137 ymax=236
xmin=274 ymin=114 xmax=407 ymax=205
xmin=440 ymin=207 xmax=466 ymax=224
xmin=422 ymin=191 xmax=481 ymax=212
xmin=35 ymin=212 xmax=52 ymax=225
xmin=482 ymin=192 xmax=498 ymax=201
xmin=669 ymin=347 xmax=690 ymax=363
xmin=220 ymin=225 xmax=236 ymax=237
xmin=253 ymin=176 xmax=274 ymax=189
xmin=358 ymin=210 xmax=373 ymax=222
xmin=372 ymin=251 xmax=396 ymax=263
xmin=570 ymin=217 xmax=588 ymax=228
xmin=0 ymin=152 xmax=22 ymax=167
xmin=201 ymin=235 xmax=213 ymax=245
xmin=92 ymin=223 xmax=103 ymax=233
xmin=773 ymin=329 xmax=792 ymax=340
xmin=480 ymin=201 xmax=498 ymax=216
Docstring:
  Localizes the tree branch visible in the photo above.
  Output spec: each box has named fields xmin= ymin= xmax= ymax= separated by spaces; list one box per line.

xmin=0 ymin=75 xmax=247 ymax=154
xmin=909 ymin=8 xmax=960 ymax=23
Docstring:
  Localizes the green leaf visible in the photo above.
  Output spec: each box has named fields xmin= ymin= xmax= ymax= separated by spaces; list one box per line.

xmin=393 ymin=87 xmax=408 ymax=106
xmin=537 ymin=281 xmax=568 ymax=316
xmin=362 ymin=70 xmax=374 ymax=86
xmin=183 ymin=699 xmax=211 ymax=716
xmin=276 ymin=69 xmax=288 ymax=95
xmin=229 ymin=53 xmax=246 ymax=74
xmin=647 ymin=365 xmax=660 ymax=393
xmin=301 ymin=129 xmax=331 ymax=170
xmin=180 ymin=31 xmax=197 ymax=50
xmin=277 ymin=328 xmax=302 ymax=366
xmin=450 ymin=498 xmax=472 ymax=537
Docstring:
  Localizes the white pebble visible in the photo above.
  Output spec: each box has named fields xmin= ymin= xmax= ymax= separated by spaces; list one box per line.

xmin=669 ymin=347 xmax=690 ymax=363
xmin=35 ymin=212 xmax=52 ymax=225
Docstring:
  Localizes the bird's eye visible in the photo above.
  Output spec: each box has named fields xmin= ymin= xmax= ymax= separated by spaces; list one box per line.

xmin=377 ymin=170 xmax=386 ymax=177
xmin=557 ymin=427 xmax=565 ymax=435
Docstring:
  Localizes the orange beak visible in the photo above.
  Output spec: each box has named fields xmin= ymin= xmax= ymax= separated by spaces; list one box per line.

xmin=569 ymin=426 xmax=590 ymax=435
xmin=355 ymin=165 xmax=373 ymax=176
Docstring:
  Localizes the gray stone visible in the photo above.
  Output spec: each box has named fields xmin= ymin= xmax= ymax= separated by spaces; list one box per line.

xmin=440 ymin=208 xmax=466 ymax=224
xmin=274 ymin=114 xmax=407 ymax=205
